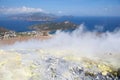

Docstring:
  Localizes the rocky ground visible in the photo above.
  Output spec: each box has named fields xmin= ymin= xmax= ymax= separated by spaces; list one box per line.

xmin=0 ymin=49 xmax=119 ymax=80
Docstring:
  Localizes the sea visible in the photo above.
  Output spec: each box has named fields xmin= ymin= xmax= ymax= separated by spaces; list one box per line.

xmin=0 ymin=16 xmax=120 ymax=32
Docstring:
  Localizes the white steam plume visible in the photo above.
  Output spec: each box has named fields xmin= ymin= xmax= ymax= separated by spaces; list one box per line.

xmin=0 ymin=24 xmax=120 ymax=68
xmin=0 ymin=24 xmax=120 ymax=80
xmin=1 ymin=24 xmax=120 ymax=54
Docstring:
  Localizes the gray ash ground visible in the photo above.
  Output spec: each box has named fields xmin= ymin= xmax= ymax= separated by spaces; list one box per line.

xmin=30 ymin=55 xmax=120 ymax=80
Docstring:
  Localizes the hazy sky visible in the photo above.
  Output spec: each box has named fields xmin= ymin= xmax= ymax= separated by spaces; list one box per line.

xmin=0 ymin=0 xmax=120 ymax=16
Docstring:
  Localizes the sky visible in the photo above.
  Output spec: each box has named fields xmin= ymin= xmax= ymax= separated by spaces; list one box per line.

xmin=0 ymin=0 xmax=120 ymax=16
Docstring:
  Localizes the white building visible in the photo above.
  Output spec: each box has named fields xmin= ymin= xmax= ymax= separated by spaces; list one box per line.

xmin=3 ymin=31 xmax=16 ymax=39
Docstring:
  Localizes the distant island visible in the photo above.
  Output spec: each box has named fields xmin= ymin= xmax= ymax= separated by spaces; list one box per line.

xmin=0 ymin=12 xmax=76 ymax=22
xmin=9 ymin=12 xmax=57 ymax=21
xmin=30 ymin=21 xmax=77 ymax=31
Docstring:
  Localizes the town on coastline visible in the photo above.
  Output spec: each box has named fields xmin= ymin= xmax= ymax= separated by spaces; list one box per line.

xmin=0 ymin=21 xmax=77 ymax=40
xmin=0 ymin=30 xmax=50 ymax=40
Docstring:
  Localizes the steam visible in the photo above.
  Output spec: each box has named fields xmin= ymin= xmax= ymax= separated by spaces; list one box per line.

xmin=0 ymin=24 xmax=120 ymax=80
xmin=1 ymin=24 xmax=120 ymax=53
xmin=0 ymin=24 xmax=120 ymax=68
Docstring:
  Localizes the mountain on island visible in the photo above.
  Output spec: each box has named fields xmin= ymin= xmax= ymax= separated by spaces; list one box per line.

xmin=0 ymin=12 xmax=58 ymax=21
xmin=30 ymin=21 xmax=78 ymax=31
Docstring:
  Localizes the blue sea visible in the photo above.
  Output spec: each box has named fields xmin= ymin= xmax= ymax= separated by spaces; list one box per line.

xmin=0 ymin=16 xmax=120 ymax=32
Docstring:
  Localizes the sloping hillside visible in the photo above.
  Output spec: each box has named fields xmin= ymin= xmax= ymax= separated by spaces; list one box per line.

xmin=30 ymin=21 xmax=77 ymax=31
xmin=0 ymin=27 xmax=9 ymax=33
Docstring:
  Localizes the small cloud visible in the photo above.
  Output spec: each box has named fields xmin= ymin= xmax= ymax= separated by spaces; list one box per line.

xmin=58 ymin=11 xmax=62 ymax=14
xmin=0 ymin=6 xmax=43 ymax=14
xmin=104 ymin=7 xmax=109 ymax=11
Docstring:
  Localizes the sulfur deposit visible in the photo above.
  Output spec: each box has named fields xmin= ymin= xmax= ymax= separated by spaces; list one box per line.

xmin=0 ymin=49 xmax=119 ymax=80
xmin=0 ymin=50 xmax=31 ymax=80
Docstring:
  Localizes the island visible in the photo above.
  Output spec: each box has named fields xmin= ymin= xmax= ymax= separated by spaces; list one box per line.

xmin=9 ymin=12 xmax=57 ymax=21
xmin=30 ymin=21 xmax=77 ymax=31
xmin=0 ymin=21 xmax=77 ymax=44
